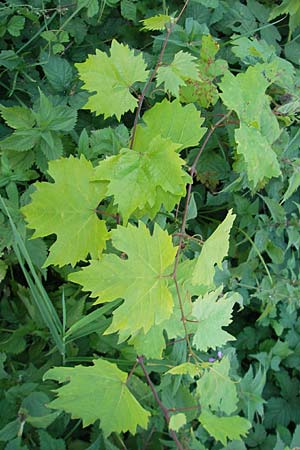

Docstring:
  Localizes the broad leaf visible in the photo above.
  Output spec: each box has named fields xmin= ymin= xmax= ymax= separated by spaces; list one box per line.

xmin=141 ymin=14 xmax=171 ymax=30
xmin=169 ymin=413 xmax=187 ymax=431
xmin=76 ymin=40 xmax=149 ymax=120
xmin=157 ymin=51 xmax=199 ymax=97
xmin=166 ymin=362 xmax=200 ymax=377
xmin=44 ymin=359 xmax=150 ymax=436
xmin=93 ymin=135 xmax=190 ymax=222
xmin=134 ymin=99 xmax=206 ymax=151
xmin=21 ymin=155 xmax=109 ymax=267
xmin=192 ymin=210 xmax=235 ymax=289
xmin=219 ymin=64 xmax=281 ymax=189
xmin=69 ymin=222 xmax=177 ymax=336
xmin=180 ymin=34 xmax=228 ymax=108
xmin=199 ymin=410 xmax=251 ymax=445
xmin=192 ymin=289 xmax=238 ymax=351
xmin=197 ymin=357 xmax=238 ymax=414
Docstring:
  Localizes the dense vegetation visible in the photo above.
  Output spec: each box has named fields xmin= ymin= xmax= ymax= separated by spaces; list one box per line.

xmin=1 ymin=0 xmax=300 ymax=449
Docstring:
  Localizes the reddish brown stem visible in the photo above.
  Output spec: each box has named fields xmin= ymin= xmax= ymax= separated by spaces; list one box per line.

xmin=171 ymin=111 xmax=233 ymax=356
xmin=137 ymin=355 xmax=184 ymax=450
xmin=130 ymin=0 xmax=190 ymax=149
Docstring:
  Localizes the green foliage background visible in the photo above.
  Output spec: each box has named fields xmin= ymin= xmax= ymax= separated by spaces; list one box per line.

xmin=0 ymin=0 xmax=300 ymax=449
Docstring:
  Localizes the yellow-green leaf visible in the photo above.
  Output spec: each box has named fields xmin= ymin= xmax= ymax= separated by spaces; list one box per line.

xmin=21 ymin=155 xmax=109 ymax=267
xmin=44 ymin=359 xmax=150 ymax=437
xmin=76 ymin=40 xmax=149 ymax=120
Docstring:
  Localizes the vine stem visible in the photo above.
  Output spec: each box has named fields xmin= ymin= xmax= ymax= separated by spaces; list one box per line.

xmin=137 ymin=355 xmax=184 ymax=450
xmin=172 ymin=110 xmax=233 ymax=357
xmin=129 ymin=0 xmax=190 ymax=148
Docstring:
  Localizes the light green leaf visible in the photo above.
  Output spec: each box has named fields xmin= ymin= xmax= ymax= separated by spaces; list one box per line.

xmin=93 ymin=135 xmax=190 ymax=222
xmin=128 ymin=326 xmax=166 ymax=359
xmin=157 ymin=51 xmax=199 ymax=97
xmin=69 ymin=222 xmax=177 ymax=337
xmin=134 ymin=99 xmax=206 ymax=151
xmin=141 ymin=14 xmax=172 ymax=30
xmin=192 ymin=210 xmax=235 ymax=289
xmin=197 ymin=357 xmax=238 ymax=414
xmin=219 ymin=64 xmax=281 ymax=189
xmin=166 ymin=362 xmax=200 ymax=377
xmin=21 ymin=155 xmax=109 ymax=267
xmin=76 ymin=40 xmax=149 ymax=120
xmin=44 ymin=359 xmax=150 ymax=437
xmin=199 ymin=410 xmax=251 ymax=445
xmin=192 ymin=290 xmax=238 ymax=351
xmin=169 ymin=413 xmax=187 ymax=431
xmin=235 ymin=126 xmax=281 ymax=188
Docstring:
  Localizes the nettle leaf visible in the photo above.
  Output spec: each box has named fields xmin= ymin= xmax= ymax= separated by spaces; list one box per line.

xmin=197 ymin=357 xmax=238 ymax=414
xmin=69 ymin=222 xmax=177 ymax=337
xmin=93 ymin=135 xmax=191 ymax=222
xmin=199 ymin=410 xmax=251 ymax=446
xmin=0 ymin=92 xmax=77 ymax=157
xmin=0 ymin=105 xmax=35 ymax=129
xmin=192 ymin=289 xmax=239 ymax=351
xmin=219 ymin=64 xmax=281 ymax=189
xmin=21 ymin=155 xmax=109 ymax=267
xmin=134 ymin=99 xmax=206 ymax=151
xmin=44 ymin=359 xmax=150 ymax=436
xmin=157 ymin=51 xmax=199 ymax=97
xmin=34 ymin=91 xmax=77 ymax=133
xmin=76 ymin=40 xmax=149 ymax=120
xmin=192 ymin=209 xmax=235 ymax=289
xmin=141 ymin=14 xmax=172 ymax=30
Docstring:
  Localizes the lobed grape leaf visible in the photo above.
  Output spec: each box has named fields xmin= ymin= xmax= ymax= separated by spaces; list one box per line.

xmin=75 ymin=40 xmax=149 ymax=120
xmin=166 ymin=362 xmax=200 ymax=377
xmin=199 ymin=410 xmax=251 ymax=445
xmin=219 ymin=64 xmax=281 ymax=189
xmin=21 ymin=155 xmax=109 ymax=267
xmin=197 ymin=357 xmax=238 ymax=414
xmin=44 ymin=359 xmax=150 ymax=436
xmin=192 ymin=289 xmax=239 ymax=351
xmin=93 ymin=134 xmax=191 ymax=222
xmin=192 ymin=209 xmax=236 ymax=290
xmin=69 ymin=222 xmax=177 ymax=337
xmin=133 ymin=99 xmax=206 ymax=151
xmin=180 ymin=35 xmax=228 ymax=108
xmin=169 ymin=413 xmax=187 ymax=431
xmin=141 ymin=14 xmax=172 ymax=30
xmin=157 ymin=51 xmax=199 ymax=97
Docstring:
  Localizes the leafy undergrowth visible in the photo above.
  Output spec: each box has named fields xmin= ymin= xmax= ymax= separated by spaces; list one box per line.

xmin=1 ymin=1 xmax=300 ymax=449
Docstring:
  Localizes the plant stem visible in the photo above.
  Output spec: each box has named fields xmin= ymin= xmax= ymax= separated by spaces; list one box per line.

xmin=137 ymin=355 xmax=184 ymax=450
xmin=171 ymin=111 xmax=233 ymax=360
xmin=130 ymin=0 xmax=190 ymax=148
